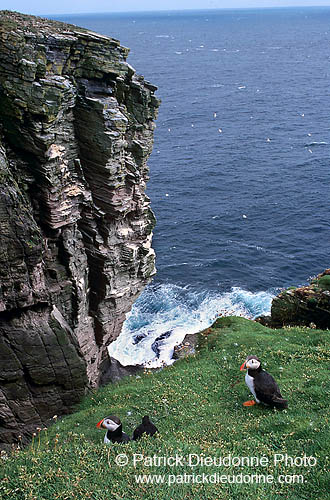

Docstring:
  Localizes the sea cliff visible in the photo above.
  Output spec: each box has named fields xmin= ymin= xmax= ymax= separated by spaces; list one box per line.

xmin=0 ymin=11 xmax=159 ymax=447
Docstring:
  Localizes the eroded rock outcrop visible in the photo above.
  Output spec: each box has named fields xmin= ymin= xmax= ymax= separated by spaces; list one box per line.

xmin=0 ymin=11 xmax=159 ymax=447
xmin=257 ymin=270 xmax=330 ymax=329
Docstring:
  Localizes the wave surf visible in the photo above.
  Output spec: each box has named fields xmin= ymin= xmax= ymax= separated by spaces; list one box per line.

xmin=107 ymin=283 xmax=275 ymax=368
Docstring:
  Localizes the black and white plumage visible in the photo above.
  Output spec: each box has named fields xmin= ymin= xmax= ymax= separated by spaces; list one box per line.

xmin=133 ymin=415 xmax=158 ymax=440
xmin=240 ymin=355 xmax=288 ymax=409
xmin=96 ymin=415 xmax=130 ymax=444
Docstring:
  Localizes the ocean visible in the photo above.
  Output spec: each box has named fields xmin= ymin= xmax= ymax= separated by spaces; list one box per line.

xmin=54 ymin=8 xmax=330 ymax=367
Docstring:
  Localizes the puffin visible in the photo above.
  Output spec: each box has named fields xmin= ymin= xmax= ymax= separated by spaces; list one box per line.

xmin=133 ymin=415 xmax=158 ymax=440
xmin=240 ymin=355 xmax=288 ymax=409
xmin=96 ymin=415 xmax=130 ymax=444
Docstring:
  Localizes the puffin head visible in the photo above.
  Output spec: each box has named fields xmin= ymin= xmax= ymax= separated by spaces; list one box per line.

xmin=96 ymin=415 xmax=121 ymax=431
xmin=240 ymin=355 xmax=261 ymax=371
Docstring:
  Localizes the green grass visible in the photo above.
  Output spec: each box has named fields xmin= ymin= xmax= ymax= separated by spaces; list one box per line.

xmin=315 ymin=275 xmax=330 ymax=291
xmin=1 ymin=317 xmax=329 ymax=500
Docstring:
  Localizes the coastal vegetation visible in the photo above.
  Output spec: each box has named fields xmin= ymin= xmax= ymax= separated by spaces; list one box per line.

xmin=1 ymin=317 xmax=329 ymax=499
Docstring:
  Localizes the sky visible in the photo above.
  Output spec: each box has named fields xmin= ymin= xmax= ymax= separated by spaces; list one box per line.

xmin=1 ymin=0 xmax=330 ymax=16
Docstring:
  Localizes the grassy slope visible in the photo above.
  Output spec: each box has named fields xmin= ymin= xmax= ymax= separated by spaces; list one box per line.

xmin=1 ymin=317 xmax=329 ymax=500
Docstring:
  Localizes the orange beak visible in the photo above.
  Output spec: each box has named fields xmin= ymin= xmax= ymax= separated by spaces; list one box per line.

xmin=240 ymin=361 xmax=246 ymax=371
xmin=96 ymin=418 xmax=105 ymax=429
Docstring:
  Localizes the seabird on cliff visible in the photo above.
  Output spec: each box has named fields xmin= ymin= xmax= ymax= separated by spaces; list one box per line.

xmin=132 ymin=415 xmax=158 ymax=440
xmin=240 ymin=355 xmax=288 ymax=409
xmin=96 ymin=415 xmax=130 ymax=444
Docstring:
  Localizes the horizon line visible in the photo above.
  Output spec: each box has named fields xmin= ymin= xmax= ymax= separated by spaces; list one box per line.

xmin=3 ymin=5 xmax=330 ymax=18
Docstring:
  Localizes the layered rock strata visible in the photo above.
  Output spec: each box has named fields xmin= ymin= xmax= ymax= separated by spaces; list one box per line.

xmin=0 ymin=11 xmax=159 ymax=447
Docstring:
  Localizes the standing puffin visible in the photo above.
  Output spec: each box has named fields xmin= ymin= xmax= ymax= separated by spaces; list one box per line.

xmin=96 ymin=415 xmax=130 ymax=444
xmin=240 ymin=355 xmax=288 ymax=409
xmin=133 ymin=415 xmax=158 ymax=440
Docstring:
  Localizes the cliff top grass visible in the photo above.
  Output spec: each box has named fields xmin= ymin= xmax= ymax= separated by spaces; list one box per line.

xmin=1 ymin=316 xmax=329 ymax=500
xmin=0 ymin=10 xmax=120 ymax=44
xmin=0 ymin=10 xmax=87 ymax=34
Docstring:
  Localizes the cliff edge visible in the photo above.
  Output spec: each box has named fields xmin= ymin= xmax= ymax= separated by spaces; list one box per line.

xmin=0 ymin=11 xmax=159 ymax=447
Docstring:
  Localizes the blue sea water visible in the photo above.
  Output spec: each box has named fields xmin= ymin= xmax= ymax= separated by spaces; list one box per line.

xmin=55 ymin=8 xmax=330 ymax=366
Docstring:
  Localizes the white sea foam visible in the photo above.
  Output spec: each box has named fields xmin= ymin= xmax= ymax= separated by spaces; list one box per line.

xmin=107 ymin=284 xmax=275 ymax=368
xmin=227 ymin=240 xmax=296 ymax=259
xmin=305 ymin=141 xmax=328 ymax=147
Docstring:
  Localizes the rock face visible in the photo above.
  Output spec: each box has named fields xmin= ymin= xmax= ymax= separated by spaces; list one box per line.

xmin=259 ymin=270 xmax=330 ymax=329
xmin=0 ymin=11 xmax=159 ymax=447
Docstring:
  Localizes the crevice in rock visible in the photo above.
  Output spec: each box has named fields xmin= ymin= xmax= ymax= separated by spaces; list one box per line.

xmin=0 ymin=302 xmax=49 ymax=322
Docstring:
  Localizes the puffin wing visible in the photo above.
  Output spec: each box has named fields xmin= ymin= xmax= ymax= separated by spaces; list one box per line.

xmin=133 ymin=424 xmax=144 ymax=440
xmin=122 ymin=432 xmax=131 ymax=442
xmin=148 ymin=422 xmax=158 ymax=436
xmin=254 ymin=370 xmax=287 ymax=407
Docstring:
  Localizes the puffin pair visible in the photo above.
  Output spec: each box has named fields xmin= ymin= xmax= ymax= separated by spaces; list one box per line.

xmin=96 ymin=414 xmax=158 ymax=444
xmin=240 ymin=355 xmax=288 ymax=409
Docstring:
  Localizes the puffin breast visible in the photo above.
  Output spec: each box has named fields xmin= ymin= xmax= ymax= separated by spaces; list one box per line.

xmin=245 ymin=372 xmax=257 ymax=399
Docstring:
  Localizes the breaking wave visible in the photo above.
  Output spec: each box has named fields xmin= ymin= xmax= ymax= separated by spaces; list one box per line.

xmin=107 ymin=283 xmax=275 ymax=368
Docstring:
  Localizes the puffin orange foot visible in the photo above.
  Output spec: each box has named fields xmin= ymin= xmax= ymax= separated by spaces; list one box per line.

xmin=243 ymin=400 xmax=256 ymax=407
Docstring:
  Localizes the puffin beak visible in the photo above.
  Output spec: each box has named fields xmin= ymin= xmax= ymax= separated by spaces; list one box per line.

xmin=240 ymin=361 xmax=246 ymax=371
xmin=96 ymin=418 xmax=104 ymax=429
